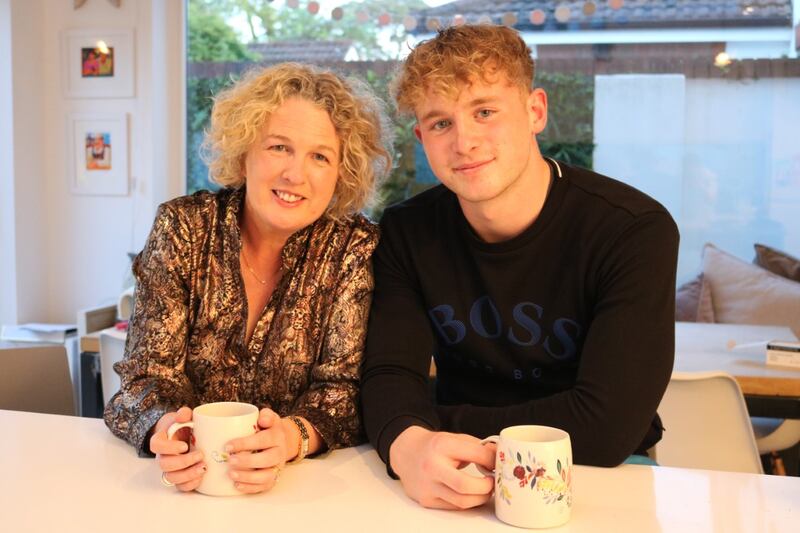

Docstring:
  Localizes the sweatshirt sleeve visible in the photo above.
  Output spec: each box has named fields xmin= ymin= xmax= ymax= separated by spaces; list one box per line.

xmin=361 ymin=210 xmax=443 ymax=466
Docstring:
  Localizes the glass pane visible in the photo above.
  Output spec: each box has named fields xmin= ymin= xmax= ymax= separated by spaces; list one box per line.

xmin=187 ymin=0 xmax=800 ymax=285
xmin=186 ymin=0 xmax=437 ymax=212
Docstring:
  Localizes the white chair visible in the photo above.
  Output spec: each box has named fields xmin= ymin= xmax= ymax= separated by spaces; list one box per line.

xmin=0 ymin=345 xmax=75 ymax=416
xmin=752 ymin=418 xmax=800 ymax=475
xmin=655 ymin=371 xmax=763 ymax=474
xmin=752 ymin=418 xmax=800 ymax=454
xmin=99 ymin=330 xmax=127 ymax=405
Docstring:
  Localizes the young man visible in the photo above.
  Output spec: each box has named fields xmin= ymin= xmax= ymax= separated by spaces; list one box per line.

xmin=361 ymin=25 xmax=679 ymax=511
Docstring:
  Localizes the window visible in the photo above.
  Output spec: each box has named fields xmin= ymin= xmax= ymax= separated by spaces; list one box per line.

xmin=187 ymin=0 xmax=434 ymax=210
xmin=187 ymin=0 xmax=800 ymax=284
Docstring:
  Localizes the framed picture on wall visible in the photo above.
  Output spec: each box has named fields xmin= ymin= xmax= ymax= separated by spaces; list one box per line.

xmin=67 ymin=112 xmax=129 ymax=196
xmin=61 ymin=29 xmax=135 ymax=98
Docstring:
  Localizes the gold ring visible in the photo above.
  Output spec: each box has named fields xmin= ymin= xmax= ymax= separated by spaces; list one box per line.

xmin=161 ymin=471 xmax=175 ymax=487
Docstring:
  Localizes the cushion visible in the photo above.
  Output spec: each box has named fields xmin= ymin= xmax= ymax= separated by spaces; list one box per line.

xmin=702 ymin=243 xmax=800 ymax=337
xmin=675 ymin=273 xmax=715 ymax=323
xmin=754 ymin=243 xmax=800 ymax=283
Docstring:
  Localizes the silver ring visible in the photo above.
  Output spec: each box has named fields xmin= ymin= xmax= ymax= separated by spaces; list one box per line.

xmin=161 ymin=471 xmax=175 ymax=487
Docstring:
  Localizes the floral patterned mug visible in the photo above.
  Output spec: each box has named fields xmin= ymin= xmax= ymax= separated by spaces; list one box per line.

xmin=479 ymin=425 xmax=572 ymax=528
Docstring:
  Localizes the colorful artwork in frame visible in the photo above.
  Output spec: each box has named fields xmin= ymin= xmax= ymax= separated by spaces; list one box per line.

xmin=85 ymin=132 xmax=112 ymax=170
xmin=62 ymin=29 xmax=134 ymax=98
xmin=68 ymin=113 xmax=128 ymax=196
xmin=81 ymin=45 xmax=114 ymax=78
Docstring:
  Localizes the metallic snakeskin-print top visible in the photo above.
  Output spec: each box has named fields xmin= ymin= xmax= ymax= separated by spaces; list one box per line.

xmin=103 ymin=188 xmax=378 ymax=456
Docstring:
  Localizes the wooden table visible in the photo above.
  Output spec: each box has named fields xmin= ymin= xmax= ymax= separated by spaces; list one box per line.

xmin=674 ymin=322 xmax=800 ymax=419
xmin=2 ymin=409 xmax=798 ymax=532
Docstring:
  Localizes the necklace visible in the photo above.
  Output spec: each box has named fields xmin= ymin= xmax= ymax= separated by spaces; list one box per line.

xmin=241 ymin=245 xmax=268 ymax=285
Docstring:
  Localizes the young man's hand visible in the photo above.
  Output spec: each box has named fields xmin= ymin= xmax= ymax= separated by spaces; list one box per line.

xmin=389 ymin=426 xmax=495 ymax=509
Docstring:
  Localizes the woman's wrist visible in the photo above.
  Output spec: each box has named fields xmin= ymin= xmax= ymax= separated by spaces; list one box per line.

xmin=286 ymin=416 xmax=310 ymax=463
xmin=281 ymin=416 xmax=301 ymax=462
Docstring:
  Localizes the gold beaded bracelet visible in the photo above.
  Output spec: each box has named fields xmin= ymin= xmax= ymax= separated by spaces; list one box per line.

xmin=286 ymin=415 xmax=309 ymax=464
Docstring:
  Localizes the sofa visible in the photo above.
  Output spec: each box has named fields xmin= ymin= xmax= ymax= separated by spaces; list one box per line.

xmin=676 ymin=243 xmax=800 ymax=337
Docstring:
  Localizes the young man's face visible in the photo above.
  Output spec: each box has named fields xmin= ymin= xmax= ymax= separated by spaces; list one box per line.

xmin=413 ymin=75 xmax=547 ymax=206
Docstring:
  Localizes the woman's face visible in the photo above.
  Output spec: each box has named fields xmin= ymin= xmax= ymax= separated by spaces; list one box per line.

xmin=242 ymin=97 xmax=340 ymax=239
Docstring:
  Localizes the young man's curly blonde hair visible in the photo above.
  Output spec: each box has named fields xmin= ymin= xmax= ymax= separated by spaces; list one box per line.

xmin=203 ymin=63 xmax=393 ymax=220
xmin=392 ymin=24 xmax=535 ymax=116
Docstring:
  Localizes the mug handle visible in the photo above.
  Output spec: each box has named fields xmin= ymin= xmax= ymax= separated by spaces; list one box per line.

xmin=476 ymin=435 xmax=500 ymax=477
xmin=167 ymin=421 xmax=194 ymax=441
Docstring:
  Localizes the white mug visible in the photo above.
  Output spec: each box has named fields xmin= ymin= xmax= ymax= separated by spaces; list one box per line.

xmin=479 ymin=425 xmax=573 ymax=529
xmin=167 ymin=402 xmax=259 ymax=496
xmin=117 ymin=285 xmax=135 ymax=321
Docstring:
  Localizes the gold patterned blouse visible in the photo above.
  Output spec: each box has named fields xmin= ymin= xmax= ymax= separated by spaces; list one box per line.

xmin=103 ymin=188 xmax=378 ymax=456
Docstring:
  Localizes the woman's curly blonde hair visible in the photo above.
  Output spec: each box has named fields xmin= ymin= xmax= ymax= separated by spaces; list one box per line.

xmin=203 ymin=63 xmax=393 ymax=220
xmin=392 ymin=24 xmax=535 ymax=115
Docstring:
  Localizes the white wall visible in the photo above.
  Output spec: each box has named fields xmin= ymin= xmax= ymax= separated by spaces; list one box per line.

xmin=2 ymin=0 xmax=185 ymax=325
xmin=1 ymin=0 xmax=47 ymax=324
xmin=0 ymin=0 xmax=17 ymax=324
xmin=725 ymin=40 xmax=790 ymax=59
xmin=593 ymin=74 xmax=800 ymax=284
xmin=794 ymin=0 xmax=800 ymax=56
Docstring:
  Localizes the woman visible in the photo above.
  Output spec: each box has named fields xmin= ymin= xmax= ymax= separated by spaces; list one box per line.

xmin=104 ymin=63 xmax=392 ymax=494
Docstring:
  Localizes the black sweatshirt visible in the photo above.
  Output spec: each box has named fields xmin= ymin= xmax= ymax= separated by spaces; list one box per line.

xmin=361 ymin=159 xmax=679 ymax=469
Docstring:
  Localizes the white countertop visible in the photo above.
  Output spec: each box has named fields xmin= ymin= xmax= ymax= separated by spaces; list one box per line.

xmin=2 ymin=409 xmax=798 ymax=532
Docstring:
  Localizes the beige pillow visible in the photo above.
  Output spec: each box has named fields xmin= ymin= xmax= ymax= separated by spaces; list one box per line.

xmin=754 ymin=243 xmax=800 ymax=283
xmin=675 ymin=273 xmax=715 ymax=323
xmin=702 ymin=243 xmax=800 ymax=337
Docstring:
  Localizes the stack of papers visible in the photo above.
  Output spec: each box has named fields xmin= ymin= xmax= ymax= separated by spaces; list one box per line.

xmin=0 ymin=323 xmax=77 ymax=343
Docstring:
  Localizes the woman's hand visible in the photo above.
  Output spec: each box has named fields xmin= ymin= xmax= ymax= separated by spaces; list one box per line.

xmin=223 ymin=408 xmax=299 ymax=494
xmin=150 ymin=407 xmax=206 ymax=492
